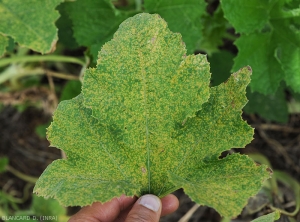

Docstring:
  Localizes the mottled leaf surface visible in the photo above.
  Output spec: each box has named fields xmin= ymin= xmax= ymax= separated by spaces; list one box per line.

xmin=168 ymin=67 xmax=270 ymax=217
xmin=35 ymin=14 xmax=271 ymax=217
xmin=0 ymin=0 xmax=63 ymax=53
xmin=144 ymin=0 xmax=207 ymax=54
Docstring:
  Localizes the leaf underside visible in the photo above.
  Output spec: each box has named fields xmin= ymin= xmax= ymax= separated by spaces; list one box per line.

xmin=34 ymin=13 xmax=271 ymax=217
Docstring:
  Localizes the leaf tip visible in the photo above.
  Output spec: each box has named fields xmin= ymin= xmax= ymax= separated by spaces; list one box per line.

xmin=246 ymin=65 xmax=252 ymax=73
xmin=49 ymin=38 xmax=58 ymax=53
xmin=266 ymin=166 xmax=273 ymax=175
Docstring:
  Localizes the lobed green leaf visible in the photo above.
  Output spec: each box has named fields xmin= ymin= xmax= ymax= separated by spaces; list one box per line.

xmin=35 ymin=13 xmax=271 ymax=217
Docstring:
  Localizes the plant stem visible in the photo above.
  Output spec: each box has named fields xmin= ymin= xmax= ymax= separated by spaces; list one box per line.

xmin=223 ymin=32 xmax=238 ymax=42
xmin=0 ymin=55 xmax=86 ymax=68
xmin=6 ymin=165 xmax=37 ymax=183
xmin=135 ymin=0 xmax=142 ymax=11
xmin=0 ymin=66 xmax=43 ymax=84
xmin=0 ymin=66 xmax=79 ymax=84
xmin=46 ymin=70 xmax=79 ymax=80
xmin=178 ymin=203 xmax=201 ymax=222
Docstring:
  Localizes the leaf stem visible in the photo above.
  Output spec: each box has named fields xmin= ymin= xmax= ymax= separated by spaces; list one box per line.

xmin=223 ymin=32 xmax=238 ymax=42
xmin=158 ymin=185 xmax=181 ymax=198
xmin=135 ymin=0 xmax=142 ymax=11
xmin=271 ymin=170 xmax=300 ymax=217
xmin=0 ymin=66 xmax=79 ymax=84
xmin=6 ymin=165 xmax=38 ymax=183
xmin=178 ymin=203 xmax=200 ymax=222
xmin=0 ymin=65 xmax=43 ymax=84
xmin=45 ymin=70 xmax=79 ymax=80
xmin=0 ymin=55 xmax=86 ymax=68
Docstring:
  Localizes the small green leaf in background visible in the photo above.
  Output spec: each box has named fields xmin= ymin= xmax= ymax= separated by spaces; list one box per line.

xmin=30 ymin=196 xmax=66 ymax=221
xmin=220 ymin=0 xmax=271 ymax=34
xmin=251 ymin=210 xmax=280 ymax=222
xmin=274 ymin=21 xmax=300 ymax=93
xmin=34 ymin=13 xmax=271 ymax=218
xmin=35 ymin=122 xmax=51 ymax=139
xmin=208 ymin=50 xmax=234 ymax=86
xmin=244 ymin=87 xmax=288 ymax=123
xmin=0 ymin=157 xmax=8 ymax=173
xmin=63 ymin=0 xmax=135 ymax=61
xmin=0 ymin=34 xmax=8 ymax=57
xmin=222 ymin=0 xmax=300 ymax=95
xmin=0 ymin=0 xmax=63 ymax=53
xmin=232 ymin=32 xmax=284 ymax=95
xmin=13 ymin=195 xmax=68 ymax=222
xmin=144 ymin=0 xmax=207 ymax=54
xmin=55 ymin=3 xmax=79 ymax=50
xmin=59 ymin=80 xmax=82 ymax=102
xmin=200 ymin=5 xmax=228 ymax=55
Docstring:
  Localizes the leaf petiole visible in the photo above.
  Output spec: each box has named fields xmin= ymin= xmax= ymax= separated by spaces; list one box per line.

xmin=0 ymin=55 xmax=86 ymax=68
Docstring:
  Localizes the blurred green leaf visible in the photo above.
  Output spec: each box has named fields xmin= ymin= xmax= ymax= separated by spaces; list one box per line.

xmin=0 ymin=34 xmax=8 ymax=57
xmin=64 ymin=0 xmax=135 ymax=61
xmin=233 ymin=32 xmax=284 ymax=94
xmin=59 ymin=80 xmax=82 ymax=102
xmin=200 ymin=6 xmax=228 ymax=55
xmin=244 ymin=87 xmax=288 ymax=123
xmin=13 ymin=195 xmax=67 ymax=222
xmin=251 ymin=210 xmax=280 ymax=222
xmin=144 ymin=0 xmax=207 ymax=54
xmin=208 ymin=50 xmax=234 ymax=86
xmin=0 ymin=0 xmax=64 ymax=53
xmin=221 ymin=0 xmax=272 ymax=34
xmin=0 ymin=157 xmax=8 ymax=173
xmin=56 ymin=3 xmax=79 ymax=49
xmin=35 ymin=122 xmax=51 ymax=139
